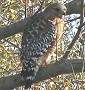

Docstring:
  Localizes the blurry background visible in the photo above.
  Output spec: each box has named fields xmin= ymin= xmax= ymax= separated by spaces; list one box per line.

xmin=0 ymin=0 xmax=85 ymax=90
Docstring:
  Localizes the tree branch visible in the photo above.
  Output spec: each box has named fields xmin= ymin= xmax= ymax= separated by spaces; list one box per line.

xmin=0 ymin=59 xmax=84 ymax=90
xmin=0 ymin=0 xmax=83 ymax=39
xmin=62 ymin=22 xmax=85 ymax=59
xmin=0 ymin=17 xmax=30 ymax=40
xmin=65 ymin=0 xmax=81 ymax=15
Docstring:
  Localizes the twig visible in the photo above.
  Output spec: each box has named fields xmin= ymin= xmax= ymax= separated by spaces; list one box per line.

xmin=80 ymin=0 xmax=85 ymax=74
xmin=33 ymin=0 xmax=44 ymax=16
xmin=0 ymin=36 xmax=21 ymax=51
xmin=25 ymin=0 xmax=27 ymax=18
xmin=66 ymin=16 xmax=80 ymax=22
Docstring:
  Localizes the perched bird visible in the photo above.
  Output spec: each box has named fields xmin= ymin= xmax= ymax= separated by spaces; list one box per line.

xmin=21 ymin=2 xmax=66 ymax=89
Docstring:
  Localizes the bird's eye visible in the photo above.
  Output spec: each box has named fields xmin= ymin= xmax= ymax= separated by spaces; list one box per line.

xmin=55 ymin=8 xmax=60 ymax=11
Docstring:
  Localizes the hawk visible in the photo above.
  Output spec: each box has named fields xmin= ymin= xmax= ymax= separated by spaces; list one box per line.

xmin=21 ymin=2 xmax=66 ymax=89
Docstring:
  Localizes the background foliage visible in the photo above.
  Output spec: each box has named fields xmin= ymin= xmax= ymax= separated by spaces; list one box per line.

xmin=0 ymin=0 xmax=85 ymax=90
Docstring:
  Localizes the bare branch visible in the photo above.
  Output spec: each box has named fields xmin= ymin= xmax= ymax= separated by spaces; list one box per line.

xmin=80 ymin=0 xmax=84 ymax=24
xmin=0 ymin=59 xmax=84 ymax=90
xmin=0 ymin=17 xmax=30 ymax=39
xmin=65 ymin=0 xmax=81 ymax=15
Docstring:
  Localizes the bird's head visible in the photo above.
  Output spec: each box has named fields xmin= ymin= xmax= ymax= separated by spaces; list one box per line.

xmin=44 ymin=2 xmax=67 ymax=20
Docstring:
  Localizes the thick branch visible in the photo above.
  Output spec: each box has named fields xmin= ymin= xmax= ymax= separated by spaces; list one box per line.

xmin=0 ymin=17 xmax=30 ymax=39
xmin=0 ymin=59 xmax=84 ymax=90
xmin=65 ymin=0 xmax=81 ymax=15
xmin=0 ymin=0 xmax=83 ymax=39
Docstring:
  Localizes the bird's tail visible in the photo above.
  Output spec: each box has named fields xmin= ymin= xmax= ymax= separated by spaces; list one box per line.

xmin=21 ymin=58 xmax=40 ymax=89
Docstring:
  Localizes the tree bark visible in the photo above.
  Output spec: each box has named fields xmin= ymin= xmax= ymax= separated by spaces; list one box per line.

xmin=0 ymin=59 xmax=84 ymax=90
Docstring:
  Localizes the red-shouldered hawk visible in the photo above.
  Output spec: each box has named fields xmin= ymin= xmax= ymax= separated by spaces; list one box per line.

xmin=21 ymin=2 xmax=66 ymax=89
